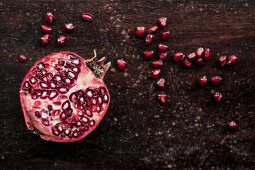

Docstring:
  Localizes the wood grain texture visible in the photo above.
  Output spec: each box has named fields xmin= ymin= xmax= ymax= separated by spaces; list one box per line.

xmin=0 ymin=0 xmax=255 ymax=169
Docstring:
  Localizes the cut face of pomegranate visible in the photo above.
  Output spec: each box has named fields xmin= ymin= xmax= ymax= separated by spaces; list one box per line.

xmin=20 ymin=51 xmax=111 ymax=142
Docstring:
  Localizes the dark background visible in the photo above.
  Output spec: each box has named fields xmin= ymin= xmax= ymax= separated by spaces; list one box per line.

xmin=0 ymin=0 xmax=255 ymax=169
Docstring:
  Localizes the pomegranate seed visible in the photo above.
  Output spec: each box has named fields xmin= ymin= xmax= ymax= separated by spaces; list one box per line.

xmin=150 ymin=69 xmax=161 ymax=79
xmin=156 ymin=78 xmax=165 ymax=89
xmin=182 ymin=59 xmax=192 ymax=68
xmin=57 ymin=36 xmax=67 ymax=46
xmin=157 ymin=44 xmax=168 ymax=52
xmin=159 ymin=53 xmax=168 ymax=61
xmin=41 ymin=25 xmax=52 ymax=34
xmin=19 ymin=55 xmax=26 ymax=63
xmin=196 ymin=58 xmax=205 ymax=66
xmin=228 ymin=121 xmax=238 ymax=130
xmin=158 ymin=17 xmax=167 ymax=27
xmin=204 ymin=48 xmax=212 ymax=60
xmin=198 ymin=76 xmax=208 ymax=87
xmin=82 ymin=13 xmax=93 ymax=22
xmin=187 ymin=52 xmax=197 ymax=61
xmin=143 ymin=50 xmax=154 ymax=60
xmin=160 ymin=31 xmax=170 ymax=41
xmin=196 ymin=47 xmax=204 ymax=58
xmin=40 ymin=34 xmax=50 ymax=46
xmin=173 ymin=52 xmax=185 ymax=62
xmin=213 ymin=92 xmax=222 ymax=103
xmin=135 ymin=26 xmax=146 ymax=38
xmin=46 ymin=12 xmax=54 ymax=25
xmin=157 ymin=94 xmax=167 ymax=105
xmin=63 ymin=23 xmax=75 ymax=32
xmin=227 ymin=55 xmax=237 ymax=66
xmin=145 ymin=34 xmax=154 ymax=46
xmin=211 ymin=76 xmax=222 ymax=86
xmin=116 ymin=59 xmax=127 ymax=71
xmin=151 ymin=60 xmax=163 ymax=69
xmin=147 ymin=25 xmax=158 ymax=34
xmin=219 ymin=56 xmax=227 ymax=67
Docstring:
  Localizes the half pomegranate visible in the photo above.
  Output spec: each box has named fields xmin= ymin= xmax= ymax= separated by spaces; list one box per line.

xmin=19 ymin=51 xmax=111 ymax=142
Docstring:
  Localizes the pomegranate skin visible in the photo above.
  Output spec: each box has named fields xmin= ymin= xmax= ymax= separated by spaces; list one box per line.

xmin=19 ymin=51 xmax=111 ymax=142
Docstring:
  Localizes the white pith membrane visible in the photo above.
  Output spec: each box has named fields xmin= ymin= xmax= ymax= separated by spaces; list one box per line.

xmin=19 ymin=52 xmax=110 ymax=142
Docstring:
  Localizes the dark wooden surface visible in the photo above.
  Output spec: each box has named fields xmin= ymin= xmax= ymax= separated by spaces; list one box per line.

xmin=0 ymin=0 xmax=255 ymax=169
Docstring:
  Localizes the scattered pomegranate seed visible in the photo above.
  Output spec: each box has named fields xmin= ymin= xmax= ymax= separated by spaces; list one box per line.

xmin=156 ymin=78 xmax=165 ymax=89
xmin=143 ymin=50 xmax=154 ymax=60
xmin=228 ymin=121 xmax=238 ymax=130
xmin=82 ymin=13 xmax=93 ymax=22
xmin=57 ymin=36 xmax=67 ymax=46
xmin=19 ymin=55 xmax=26 ymax=63
xmin=198 ymin=76 xmax=208 ymax=87
xmin=160 ymin=31 xmax=170 ymax=41
xmin=158 ymin=17 xmax=167 ymax=27
xmin=196 ymin=58 xmax=205 ymax=66
xmin=157 ymin=94 xmax=167 ymax=105
xmin=182 ymin=59 xmax=192 ymax=68
xmin=150 ymin=69 xmax=161 ymax=79
xmin=173 ymin=52 xmax=185 ymax=62
xmin=204 ymin=48 xmax=212 ymax=60
xmin=135 ymin=26 xmax=146 ymax=38
xmin=227 ymin=55 xmax=237 ymax=66
xmin=40 ymin=34 xmax=50 ymax=46
xmin=211 ymin=76 xmax=222 ymax=86
xmin=63 ymin=23 xmax=75 ymax=32
xmin=159 ymin=53 xmax=168 ymax=61
xmin=41 ymin=25 xmax=52 ymax=34
xmin=187 ymin=52 xmax=197 ymax=61
xmin=219 ymin=56 xmax=227 ymax=67
xmin=157 ymin=44 xmax=168 ymax=52
xmin=151 ymin=60 xmax=163 ymax=69
xmin=148 ymin=25 xmax=158 ymax=34
xmin=116 ymin=59 xmax=127 ymax=71
xmin=196 ymin=47 xmax=204 ymax=58
xmin=213 ymin=92 xmax=222 ymax=103
xmin=46 ymin=12 xmax=54 ymax=25
xmin=145 ymin=34 xmax=154 ymax=46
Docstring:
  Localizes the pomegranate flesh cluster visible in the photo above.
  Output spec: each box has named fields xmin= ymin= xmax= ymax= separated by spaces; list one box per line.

xmin=20 ymin=51 xmax=111 ymax=142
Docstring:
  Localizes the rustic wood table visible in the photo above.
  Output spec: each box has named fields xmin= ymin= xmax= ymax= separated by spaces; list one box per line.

xmin=0 ymin=0 xmax=255 ymax=169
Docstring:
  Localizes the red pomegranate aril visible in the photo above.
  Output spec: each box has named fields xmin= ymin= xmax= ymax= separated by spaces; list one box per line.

xmin=228 ymin=121 xmax=238 ymax=130
xmin=158 ymin=17 xmax=167 ymax=27
xmin=160 ymin=31 xmax=170 ymax=41
xmin=157 ymin=44 xmax=168 ymax=52
xmin=148 ymin=25 xmax=158 ymax=34
xmin=173 ymin=52 xmax=185 ymax=62
xmin=213 ymin=92 xmax=222 ymax=103
xmin=40 ymin=34 xmax=50 ymax=46
xmin=196 ymin=47 xmax=204 ymax=58
xmin=187 ymin=52 xmax=197 ymax=61
xmin=143 ymin=50 xmax=154 ymax=60
xmin=150 ymin=69 xmax=161 ymax=79
xmin=19 ymin=55 xmax=26 ymax=63
xmin=57 ymin=36 xmax=67 ymax=46
xmin=211 ymin=76 xmax=222 ymax=86
xmin=29 ymin=77 xmax=37 ymax=84
xmin=135 ymin=26 xmax=146 ymax=38
xmin=196 ymin=58 xmax=205 ymax=66
xmin=182 ymin=59 xmax=192 ymax=68
xmin=35 ymin=111 xmax=41 ymax=118
xmin=63 ymin=23 xmax=75 ymax=32
xmin=219 ymin=56 xmax=227 ymax=67
xmin=46 ymin=12 xmax=54 ymax=25
xmin=159 ymin=53 xmax=168 ymax=61
xmin=227 ymin=55 xmax=237 ymax=66
xmin=82 ymin=13 xmax=93 ymax=22
xmin=204 ymin=48 xmax=212 ymax=60
xmin=157 ymin=94 xmax=167 ymax=105
xmin=41 ymin=25 xmax=52 ymax=34
xmin=198 ymin=76 xmax=208 ymax=87
xmin=151 ymin=60 xmax=163 ymax=69
xmin=145 ymin=34 xmax=154 ymax=46
xmin=117 ymin=59 xmax=127 ymax=71
xmin=156 ymin=78 xmax=165 ymax=89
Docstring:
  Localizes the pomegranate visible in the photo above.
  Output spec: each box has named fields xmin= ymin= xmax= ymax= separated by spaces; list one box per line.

xmin=157 ymin=44 xmax=168 ymax=52
xmin=143 ymin=50 xmax=154 ymax=60
xmin=19 ymin=51 xmax=111 ymax=142
xmin=211 ymin=76 xmax=222 ymax=86
xmin=157 ymin=94 xmax=167 ymax=105
xmin=150 ymin=69 xmax=161 ymax=79
xmin=145 ymin=34 xmax=154 ymax=46
xmin=195 ymin=47 xmax=204 ymax=58
xmin=19 ymin=55 xmax=27 ymax=63
xmin=116 ymin=59 xmax=127 ymax=71
xmin=187 ymin=52 xmax=197 ymax=61
xmin=156 ymin=78 xmax=165 ymax=89
xmin=148 ymin=25 xmax=158 ymax=34
xmin=229 ymin=121 xmax=238 ymax=130
xmin=135 ymin=27 xmax=146 ymax=38
xmin=159 ymin=53 xmax=168 ymax=61
xmin=40 ymin=34 xmax=50 ymax=46
xmin=203 ymin=48 xmax=212 ymax=60
xmin=227 ymin=55 xmax=237 ymax=66
xmin=41 ymin=25 xmax=52 ymax=34
xmin=182 ymin=59 xmax=192 ymax=68
xmin=160 ymin=31 xmax=170 ymax=41
xmin=198 ymin=76 xmax=208 ymax=87
xmin=57 ymin=36 xmax=67 ymax=47
xmin=158 ymin=17 xmax=167 ymax=27
xmin=46 ymin=12 xmax=54 ymax=25
xmin=219 ymin=56 xmax=227 ymax=67
xmin=151 ymin=60 xmax=163 ymax=69
xmin=63 ymin=23 xmax=75 ymax=32
xmin=82 ymin=13 xmax=94 ymax=22
xmin=173 ymin=52 xmax=185 ymax=62
xmin=213 ymin=92 xmax=222 ymax=103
